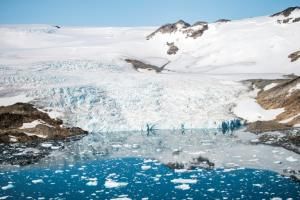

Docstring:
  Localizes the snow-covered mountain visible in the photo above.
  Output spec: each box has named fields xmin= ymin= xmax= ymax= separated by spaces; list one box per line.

xmin=0 ymin=7 xmax=299 ymax=132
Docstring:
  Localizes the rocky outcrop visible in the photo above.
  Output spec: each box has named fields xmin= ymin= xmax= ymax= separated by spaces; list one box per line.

xmin=146 ymin=19 xmax=208 ymax=40
xmin=271 ymin=7 xmax=300 ymax=24
xmin=0 ymin=103 xmax=87 ymax=144
xmin=215 ymin=19 xmax=231 ymax=23
xmin=289 ymin=50 xmax=300 ymax=62
xmin=246 ymin=121 xmax=291 ymax=133
xmin=125 ymin=59 xmax=170 ymax=73
xmin=245 ymin=76 xmax=300 ymax=132
xmin=271 ymin=7 xmax=300 ymax=17
xmin=166 ymin=42 xmax=179 ymax=55
xmin=251 ymin=130 xmax=300 ymax=154
xmin=256 ymin=77 xmax=300 ymax=125
xmin=166 ymin=155 xmax=215 ymax=170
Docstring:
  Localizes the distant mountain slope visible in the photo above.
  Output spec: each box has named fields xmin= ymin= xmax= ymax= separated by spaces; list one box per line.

xmin=0 ymin=7 xmax=299 ymax=75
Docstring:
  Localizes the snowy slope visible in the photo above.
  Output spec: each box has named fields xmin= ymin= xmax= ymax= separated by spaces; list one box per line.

xmin=0 ymin=9 xmax=299 ymax=131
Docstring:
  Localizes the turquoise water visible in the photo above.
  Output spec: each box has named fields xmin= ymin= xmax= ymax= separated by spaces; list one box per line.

xmin=0 ymin=158 xmax=299 ymax=200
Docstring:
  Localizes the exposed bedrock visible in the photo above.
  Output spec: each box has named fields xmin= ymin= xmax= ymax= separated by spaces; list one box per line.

xmin=0 ymin=102 xmax=88 ymax=144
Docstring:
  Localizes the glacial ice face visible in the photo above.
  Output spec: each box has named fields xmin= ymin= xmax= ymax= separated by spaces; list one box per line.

xmin=0 ymin=60 xmax=247 ymax=132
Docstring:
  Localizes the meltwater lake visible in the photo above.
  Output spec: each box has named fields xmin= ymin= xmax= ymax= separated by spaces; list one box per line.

xmin=0 ymin=157 xmax=299 ymax=200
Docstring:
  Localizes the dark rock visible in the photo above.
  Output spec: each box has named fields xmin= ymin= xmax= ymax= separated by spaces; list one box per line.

xmin=246 ymin=121 xmax=292 ymax=133
xmin=183 ymin=24 xmax=208 ymax=39
xmin=193 ymin=21 xmax=208 ymax=26
xmin=0 ymin=103 xmax=87 ymax=144
xmin=292 ymin=17 xmax=300 ymax=23
xmin=125 ymin=59 xmax=169 ymax=73
xmin=167 ymin=42 xmax=179 ymax=55
xmin=254 ymin=130 xmax=300 ymax=154
xmin=146 ymin=19 xmax=208 ymax=40
xmin=289 ymin=50 xmax=300 ymax=62
xmin=0 ymin=102 xmax=63 ymax=127
xmin=166 ymin=162 xmax=185 ymax=169
xmin=271 ymin=7 xmax=300 ymax=17
xmin=147 ymin=20 xmax=190 ymax=40
xmin=165 ymin=156 xmax=215 ymax=170
xmin=189 ymin=156 xmax=215 ymax=169
xmin=215 ymin=19 xmax=231 ymax=23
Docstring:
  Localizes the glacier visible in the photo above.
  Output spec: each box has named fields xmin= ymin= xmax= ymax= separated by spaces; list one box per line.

xmin=0 ymin=11 xmax=300 ymax=176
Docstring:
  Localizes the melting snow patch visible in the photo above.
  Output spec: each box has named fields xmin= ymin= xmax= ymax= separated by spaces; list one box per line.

xmin=264 ymin=83 xmax=278 ymax=91
xmin=20 ymin=120 xmax=44 ymax=129
xmin=104 ymin=179 xmax=128 ymax=189
xmin=233 ymin=98 xmax=284 ymax=122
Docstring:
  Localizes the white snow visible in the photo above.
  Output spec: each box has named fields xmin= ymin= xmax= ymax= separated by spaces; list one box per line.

xmin=264 ymin=83 xmax=278 ymax=91
xmin=233 ymin=98 xmax=284 ymax=122
xmin=20 ymin=119 xmax=53 ymax=130
xmin=9 ymin=136 xmax=17 ymax=142
xmin=288 ymin=83 xmax=300 ymax=95
xmin=0 ymin=94 xmax=33 ymax=106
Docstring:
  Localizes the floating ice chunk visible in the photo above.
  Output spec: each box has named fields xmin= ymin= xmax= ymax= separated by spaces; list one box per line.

xmin=175 ymin=184 xmax=190 ymax=190
xmin=174 ymin=169 xmax=187 ymax=173
xmin=32 ymin=179 xmax=44 ymax=184
xmin=253 ymin=184 xmax=263 ymax=188
xmin=143 ymin=159 xmax=154 ymax=163
xmin=271 ymin=198 xmax=282 ymax=200
xmin=1 ymin=184 xmax=14 ymax=190
xmin=207 ymin=188 xmax=215 ymax=192
xmin=0 ymin=196 xmax=9 ymax=200
xmin=111 ymin=198 xmax=132 ymax=200
xmin=104 ymin=179 xmax=128 ymax=189
xmin=141 ymin=165 xmax=151 ymax=170
xmin=86 ymin=178 xmax=98 ymax=186
xmin=286 ymin=156 xmax=298 ymax=162
xmin=171 ymin=178 xmax=197 ymax=184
